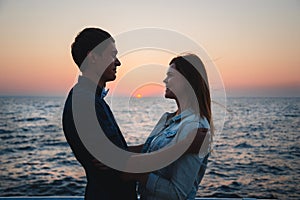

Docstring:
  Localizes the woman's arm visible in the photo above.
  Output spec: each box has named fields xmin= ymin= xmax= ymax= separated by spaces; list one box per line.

xmin=140 ymin=155 xmax=205 ymax=200
xmin=128 ymin=128 xmax=208 ymax=154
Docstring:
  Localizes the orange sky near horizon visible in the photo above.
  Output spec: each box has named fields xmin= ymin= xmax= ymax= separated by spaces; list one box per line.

xmin=0 ymin=0 xmax=299 ymax=97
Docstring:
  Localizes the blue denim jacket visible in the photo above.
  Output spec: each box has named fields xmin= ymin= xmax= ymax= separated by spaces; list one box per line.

xmin=140 ymin=109 xmax=210 ymax=200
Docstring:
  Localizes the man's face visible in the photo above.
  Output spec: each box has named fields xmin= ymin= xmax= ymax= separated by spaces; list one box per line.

xmin=97 ymin=42 xmax=121 ymax=83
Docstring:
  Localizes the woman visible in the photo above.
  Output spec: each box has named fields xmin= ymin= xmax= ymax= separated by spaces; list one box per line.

xmin=133 ymin=53 xmax=213 ymax=200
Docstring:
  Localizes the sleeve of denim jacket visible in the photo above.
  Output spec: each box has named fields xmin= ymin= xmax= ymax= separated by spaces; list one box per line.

xmin=175 ymin=117 xmax=210 ymax=142
xmin=175 ymin=121 xmax=199 ymax=142
xmin=146 ymin=154 xmax=203 ymax=200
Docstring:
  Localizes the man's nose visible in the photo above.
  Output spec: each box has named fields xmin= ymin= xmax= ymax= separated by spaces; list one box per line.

xmin=163 ymin=77 xmax=167 ymax=84
xmin=115 ymin=58 xmax=121 ymax=66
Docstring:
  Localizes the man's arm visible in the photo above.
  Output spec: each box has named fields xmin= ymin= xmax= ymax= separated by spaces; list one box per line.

xmin=184 ymin=128 xmax=209 ymax=154
xmin=127 ymin=128 xmax=208 ymax=154
xmin=128 ymin=144 xmax=144 ymax=153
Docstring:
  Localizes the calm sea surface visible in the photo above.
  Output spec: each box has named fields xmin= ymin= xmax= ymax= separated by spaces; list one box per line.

xmin=0 ymin=96 xmax=299 ymax=199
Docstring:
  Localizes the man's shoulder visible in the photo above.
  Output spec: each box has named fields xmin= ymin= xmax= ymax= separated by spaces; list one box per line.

xmin=62 ymin=89 xmax=73 ymax=111
xmin=73 ymin=83 xmax=94 ymax=98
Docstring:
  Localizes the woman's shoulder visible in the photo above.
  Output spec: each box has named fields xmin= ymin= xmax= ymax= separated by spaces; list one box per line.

xmin=181 ymin=111 xmax=210 ymax=129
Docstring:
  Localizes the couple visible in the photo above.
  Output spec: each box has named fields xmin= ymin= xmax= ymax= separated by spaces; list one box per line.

xmin=62 ymin=27 xmax=213 ymax=200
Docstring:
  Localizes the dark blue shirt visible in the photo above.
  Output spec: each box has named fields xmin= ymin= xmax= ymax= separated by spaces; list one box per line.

xmin=62 ymin=76 xmax=136 ymax=200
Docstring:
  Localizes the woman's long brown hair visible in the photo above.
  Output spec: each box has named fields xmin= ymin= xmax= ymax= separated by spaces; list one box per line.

xmin=169 ymin=54 xmax=212 ymax=126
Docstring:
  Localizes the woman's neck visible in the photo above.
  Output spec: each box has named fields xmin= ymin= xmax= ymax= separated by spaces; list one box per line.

xmin=175 ymin=98 xmax=190 ymax=115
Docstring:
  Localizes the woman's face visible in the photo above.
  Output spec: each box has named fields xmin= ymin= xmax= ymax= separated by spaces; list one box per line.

xmin=163 ymin=63 xmax=186 ymax=99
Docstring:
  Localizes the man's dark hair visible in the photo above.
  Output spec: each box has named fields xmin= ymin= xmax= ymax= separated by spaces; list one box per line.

xmin=71 ymin=27 xmax=115 ymax=68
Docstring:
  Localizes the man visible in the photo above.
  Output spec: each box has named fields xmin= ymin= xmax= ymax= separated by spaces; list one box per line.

xmin=62 ymin=28 xmax=137 ymax=200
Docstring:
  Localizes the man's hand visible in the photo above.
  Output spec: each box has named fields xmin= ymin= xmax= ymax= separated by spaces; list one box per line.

xmin=92 ymin=159 xmax=110 ymax=171
xmin=128 ymin=144 xmax=144 ymax=153
xmin=120 ymin=172 xmax=149 ymax=185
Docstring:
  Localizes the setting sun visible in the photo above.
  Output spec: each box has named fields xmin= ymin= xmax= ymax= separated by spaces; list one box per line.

xmin=136 ymin=94 xmax=142 ymax=98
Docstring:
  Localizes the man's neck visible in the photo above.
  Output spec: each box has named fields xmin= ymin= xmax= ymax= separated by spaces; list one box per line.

xmin=81 ymin=71 xmax=105 ymax=88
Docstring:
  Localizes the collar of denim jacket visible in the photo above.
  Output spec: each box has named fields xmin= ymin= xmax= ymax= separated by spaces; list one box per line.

xmin=173 ymin=108 xmax=193 ymax=121
xmin=100 ymin=88 xmax=109 ymax=99
xmin=164 ymin=108 xmax=194 ymax=127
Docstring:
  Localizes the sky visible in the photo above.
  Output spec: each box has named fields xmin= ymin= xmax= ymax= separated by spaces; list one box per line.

xmin=0 ymin=0 xmax=299 ymax=97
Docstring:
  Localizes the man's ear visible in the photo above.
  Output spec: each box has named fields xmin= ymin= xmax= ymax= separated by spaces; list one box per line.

xmin=86 ymin=51 xmax=99 ymax=64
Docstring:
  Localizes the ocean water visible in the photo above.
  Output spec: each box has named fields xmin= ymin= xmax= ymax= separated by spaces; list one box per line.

xmin=0 ymin=96 xmax=299 ymax=199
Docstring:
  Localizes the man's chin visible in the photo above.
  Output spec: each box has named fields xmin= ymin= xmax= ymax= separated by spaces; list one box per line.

xmin=106 ymin=76 xmax=116 ymax=82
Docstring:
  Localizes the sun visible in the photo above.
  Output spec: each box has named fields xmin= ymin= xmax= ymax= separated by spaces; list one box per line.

xmin=136 ymin=94 xmax=142 ymax=98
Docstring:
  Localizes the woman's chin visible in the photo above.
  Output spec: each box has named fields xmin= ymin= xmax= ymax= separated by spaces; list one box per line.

xmin=164 ymin=93 xmax=175 ymax=99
